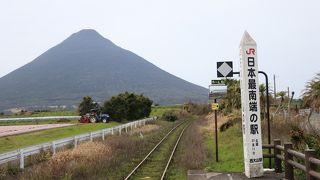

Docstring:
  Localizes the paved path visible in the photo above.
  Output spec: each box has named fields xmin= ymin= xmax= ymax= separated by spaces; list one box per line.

xmin=0 ymin=124 xmax=75 ymax=137
xmin=188 ymin=170 xmax=283 ymax=180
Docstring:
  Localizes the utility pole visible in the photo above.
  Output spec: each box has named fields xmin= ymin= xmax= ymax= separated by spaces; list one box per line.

xmin=288 ymin=90 xmax=295 ymax=122
xmin=273 ymin=75 xmax=276 ymax=99
xmin=287 ymin=87 xmax=290 ymax=121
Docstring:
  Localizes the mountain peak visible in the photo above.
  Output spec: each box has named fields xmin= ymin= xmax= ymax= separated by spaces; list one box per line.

xmin=68 ymin=29 xmax=105 ymax=40
xmin=74 ymin=29 xmax=101 ymax=36
xmin=58 ymin=29 xmax=115 ymax=50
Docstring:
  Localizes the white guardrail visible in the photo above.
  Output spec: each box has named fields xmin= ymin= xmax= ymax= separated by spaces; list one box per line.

xmin=0 ymin=117 xmax=157 ymax=169
xmin=0 ymin=116 xmax=81 ymax=121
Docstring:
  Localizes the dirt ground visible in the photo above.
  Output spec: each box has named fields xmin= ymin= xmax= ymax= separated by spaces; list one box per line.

xmin=0 ymin=124 xmax=75 ymax=137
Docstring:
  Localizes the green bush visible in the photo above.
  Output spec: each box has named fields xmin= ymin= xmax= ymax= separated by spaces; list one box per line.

xmin=290 ymin=125 xmax=320 ymax=157
xmin=219 ymin=117 xmax=241 ymax=132
xmin=184 ymin=102 xmax=211 ymax=115
xmin=162 ymin=110 xmax=178 ymax=122
xmin=102 ymin=92 xmax=153 ymax=122
xmin=78 ymin=96 xmax=100 ymax=116
xmin=304 ymin=134 xmax=320 ymax=157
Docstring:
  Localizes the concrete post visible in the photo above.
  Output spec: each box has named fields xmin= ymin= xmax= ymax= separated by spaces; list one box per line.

xmin=52 ymin=141 xmax=56 ymax=155
xmin=74 ymin=136 xmax=77 ymax=148
xmin=19 ymin=149 xmax=24 ymax=169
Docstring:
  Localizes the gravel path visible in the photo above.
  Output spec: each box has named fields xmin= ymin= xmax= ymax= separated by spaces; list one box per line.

xmin=0 ymin=124 xmax=75 ymax=137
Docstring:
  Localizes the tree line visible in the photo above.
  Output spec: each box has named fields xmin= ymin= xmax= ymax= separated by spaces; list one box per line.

xmin=78 ymin=92 xmax=153 ymax=122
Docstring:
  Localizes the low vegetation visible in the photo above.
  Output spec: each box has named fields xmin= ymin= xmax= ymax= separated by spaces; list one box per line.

xmin=150 ymin=105 xmax=181 ymax=117
xmin=30 ymin=111 xmax=77 ymax=117
xmin=0 ymin=111 xmax=77 ymax=119
xmin=0 ymin=122 xmax=120 ymax=153
xmin=204 ymin=122 xmax=244 ymax=172
xmin=0 ymin=118 xmax=77 ymax=126
xmin=162 ymin=110 xmax=179 ymax=122
xmin=1 ymin=120 xmax=179 ymax=179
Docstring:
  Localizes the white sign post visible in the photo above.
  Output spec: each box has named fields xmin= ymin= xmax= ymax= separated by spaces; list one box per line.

xmin=240 ymin=31 xmax=264 ymax=178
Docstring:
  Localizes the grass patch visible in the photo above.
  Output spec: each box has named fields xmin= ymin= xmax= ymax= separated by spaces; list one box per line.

xmin=30 ymin=111 xmax=78 ymax=117
xmin=150 ymin=105 xmax=181 ymax=117
xmin=204 ymin=123 xmax=244 ymax=172
xmin=0 ymin=122 xmax=120 ymax=153
xmin=0 ymin=119 xmax=78 ymax=126
xmin=0 ymin=111 xmax=78 ymax=118
xmin=0 ymin=111 xmax=79 ymax=125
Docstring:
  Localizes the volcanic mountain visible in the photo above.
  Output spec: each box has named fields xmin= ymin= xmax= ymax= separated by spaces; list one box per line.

xmin=0 ymin=29 xmax=208 ymax=111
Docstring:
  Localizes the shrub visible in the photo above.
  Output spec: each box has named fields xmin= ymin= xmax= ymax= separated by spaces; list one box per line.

xmin=162 ymin=110 xmax=178 ymax=122
xmin=304 ymin=134 xmax=320 ymax=157
xmin=183 ymin=102 xmax=211 ymax=115
xmin=289 ymin=125 xmax=320 ymax=157
xmin=78 ymin=96 xmax=100 ymax=116
xmin=56 ymin=118 xmax=71 ymax=123
xmin=219 ymin=117 xmax=241 ymax=132
xmin=102 ymin=92 xmax=153 ymax=122
xmin=289 ymin=125 xmax=304 ymax=145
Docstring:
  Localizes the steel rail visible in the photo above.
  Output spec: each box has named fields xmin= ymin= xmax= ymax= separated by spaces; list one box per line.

xmin=124 ymin=120 xmax=188 ymax=180
xmin=160 ymin=121 xmax=191 ymax=180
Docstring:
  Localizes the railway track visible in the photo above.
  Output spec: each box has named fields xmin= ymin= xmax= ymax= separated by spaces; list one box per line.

xmin=124 ymin=119 xmax=191 ymax=180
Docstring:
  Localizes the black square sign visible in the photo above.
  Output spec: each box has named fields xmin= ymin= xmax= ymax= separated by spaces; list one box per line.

xmin=217 ymin=61 xmax=233 ymax=78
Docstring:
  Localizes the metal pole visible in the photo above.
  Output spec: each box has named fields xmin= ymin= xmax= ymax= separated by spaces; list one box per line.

xmin=214 ymin=98 xmax=219 ymax=162
xmin=258 ymin=71 xmax=271 ymax=169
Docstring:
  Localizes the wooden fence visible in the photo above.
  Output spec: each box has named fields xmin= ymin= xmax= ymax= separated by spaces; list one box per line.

xmin=263 ymin=139 xmax=320 ymax=180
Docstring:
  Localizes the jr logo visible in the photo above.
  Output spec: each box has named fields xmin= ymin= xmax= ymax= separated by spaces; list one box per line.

xmin=246 ymin=48 xmax=255 ymax=55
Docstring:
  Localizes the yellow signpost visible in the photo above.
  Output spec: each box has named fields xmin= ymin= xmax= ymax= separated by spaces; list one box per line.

xmin=211 ymin=103 xmax=219 ymax=110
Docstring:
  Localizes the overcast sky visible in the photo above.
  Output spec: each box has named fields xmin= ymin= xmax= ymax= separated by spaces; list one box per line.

xmin=0 ymin=0 xmax=319 ymax=98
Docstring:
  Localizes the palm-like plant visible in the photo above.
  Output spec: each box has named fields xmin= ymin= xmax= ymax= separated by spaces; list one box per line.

xmin=302 ymin=73 xmax=320 ymax=136
xmin=302 ymin=73 xmax=320 ymax=109
xmin=259 ymin=84 xmax=266 ymax=104
xmin=224 ymin=79 xmax=241 ymax=111
xmin=259 ymin=84 xmax=266 ymax=119
xmin=277 ymin=91 xmax=287 ymax=103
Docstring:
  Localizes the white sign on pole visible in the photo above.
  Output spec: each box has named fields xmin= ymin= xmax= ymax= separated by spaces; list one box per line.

xmin=240 ymin=31 xmax=264 ymax=178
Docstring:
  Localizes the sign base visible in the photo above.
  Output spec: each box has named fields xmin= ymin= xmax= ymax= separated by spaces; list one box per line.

xmin=244 ymin=163 xmax=264 ymax=178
